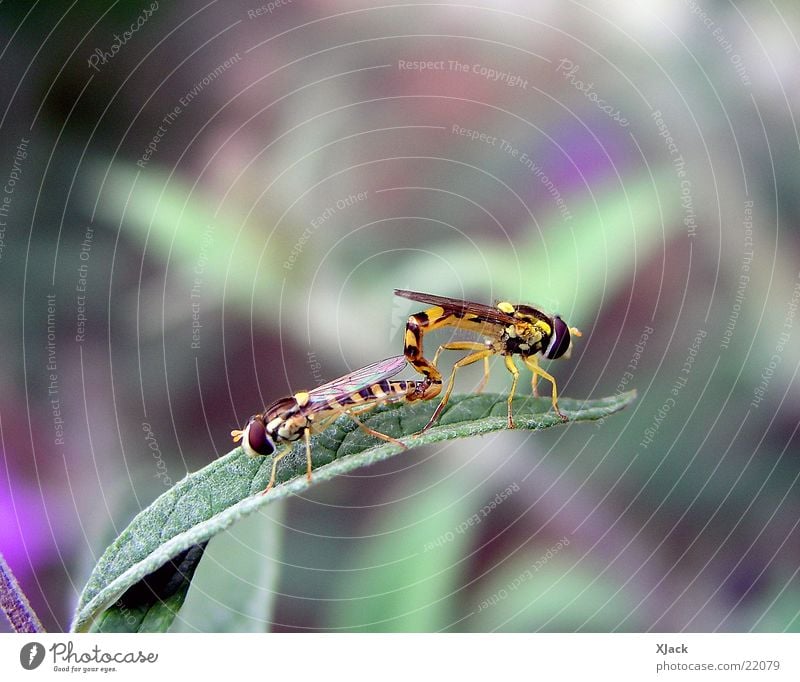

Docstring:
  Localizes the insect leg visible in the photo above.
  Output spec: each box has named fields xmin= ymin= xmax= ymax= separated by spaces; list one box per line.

xmin=432 ymin=341 xmax=491 ymax=392
xmin=477 ymin=356 xmax=491 ymax=394
xmin=261 ymin=445 xmax=293 ymax=495
xmin=304 ymin=428 xmax=312 ymax=482
xmin=294 ymin=412 xmax=352 ymax=485
xmin=260 ymin=403 xmax=408 ymax=494
xmin=523 ymin=356 xmax=567 ymax=422
xmin=503 ymin=356 xmax=520 ymax=429
xmin=418 ymin=348 xmax=494 ymax=433
xmin=347 ymin=410 xmax=409 ymax=450
xmin=318 ymin=403 xmax=409 ymax=450
xmin=525 ymin=370 xmax=539 ymax=398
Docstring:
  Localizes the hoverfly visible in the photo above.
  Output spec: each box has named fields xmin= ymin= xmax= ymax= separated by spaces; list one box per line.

xmin=231 ymin=355 xmax=435 ymax=494
xmin=395 ymin=289 xmax=582 ymax=431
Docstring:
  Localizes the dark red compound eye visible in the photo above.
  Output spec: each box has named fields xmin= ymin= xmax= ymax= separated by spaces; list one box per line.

xmin=247 ymin=418 xmax=275 ymax=456
xmin=545 ymin=316 xmax=571 ymax=359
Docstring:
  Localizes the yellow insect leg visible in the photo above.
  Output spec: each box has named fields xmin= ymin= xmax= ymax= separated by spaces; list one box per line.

xmin=331 ymin=401 xmax=409 ymax=448
xmin=262 ymin=445 xmax=293 ymax=495
xmin=531 ymin=374 xmax=539 ymax=397
xmin=419 ymin=348 xmax=494 ymax=433
xmin=476 ymin=356 xmax=491 ymax=394
xmin=261 ymin=391 xmax=423 ymax=495
xmin=346 ymin=409 xmax=409 ymax=451
xmin=523 ymin=356 xmax=567 ymax=422
xmin=305 ymin=428 xmax=312 ymax=482
xmin=503 ymin=356 xmax=520 ymax=429
xmin=432 ymin=341 xmax=491 ymax=393
xmin=297 ymin=413 xmax=349 ymax=487
xmin=261 ymin=414 xmax=340 ymax=493
xmin=316 ymin=405 xmax=409 ymax=452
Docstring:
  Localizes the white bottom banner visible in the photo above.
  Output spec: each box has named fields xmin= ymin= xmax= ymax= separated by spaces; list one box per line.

xmin=1 ymin=633 xmax=796 ymax=680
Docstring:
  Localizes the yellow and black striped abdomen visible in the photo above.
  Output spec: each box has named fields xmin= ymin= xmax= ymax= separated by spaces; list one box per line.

xmin=340 ymin=379 xmax=419 ymax=406
xmin=404 ymin=306 xmax=479 ymax=379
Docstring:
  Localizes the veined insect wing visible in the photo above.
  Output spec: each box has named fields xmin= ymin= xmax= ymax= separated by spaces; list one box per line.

xmin=393 ymin=289 xmax=518 ymax=325
xmin=303 ymin=355 xmax=408 ymax=405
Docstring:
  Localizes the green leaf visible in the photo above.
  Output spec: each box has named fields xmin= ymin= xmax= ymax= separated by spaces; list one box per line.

xmin=72 ymin=390 xmax=636 ymax=632
xmin=90 ymin=544 xmax=206 ymax=633
xmin=90 ymin=585 xmax=189 ymax=633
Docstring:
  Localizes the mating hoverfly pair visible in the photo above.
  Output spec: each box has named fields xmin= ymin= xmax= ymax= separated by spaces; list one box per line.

xmin=232 ymin=290 xmax=581 ymax=493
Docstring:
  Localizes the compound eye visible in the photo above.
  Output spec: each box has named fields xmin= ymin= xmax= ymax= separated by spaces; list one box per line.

xmin=545 ymin=316 xmax=571 ymax=359
xmin=246 ymin=417 xmax=276 ymax=457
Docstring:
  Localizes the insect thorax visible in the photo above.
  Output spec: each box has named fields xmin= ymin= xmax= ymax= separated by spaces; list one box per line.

xmin=269 ymin=414 xmax=309 ymax=442
xmin=498 ymin=320 xmax=549 ymax=356
xmin=263 ymin=398 xmax=310 ymax=443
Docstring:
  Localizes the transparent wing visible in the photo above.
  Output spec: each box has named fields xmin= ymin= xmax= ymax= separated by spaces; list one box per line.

xmin=305 ymin=355 xmax=408 ymax=405
xmin=394 ymin=289 xmax=519 ymax=325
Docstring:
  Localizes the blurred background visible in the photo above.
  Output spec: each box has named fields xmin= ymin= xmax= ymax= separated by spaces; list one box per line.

xmin=2 ymin=0 xmax=799 ymax=632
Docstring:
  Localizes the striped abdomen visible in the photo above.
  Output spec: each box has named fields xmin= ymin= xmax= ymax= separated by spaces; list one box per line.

xmin=404 ymin=306 xmax=495 ymax=399
xmin=330 ymin=379 xmax=429 ymax=409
